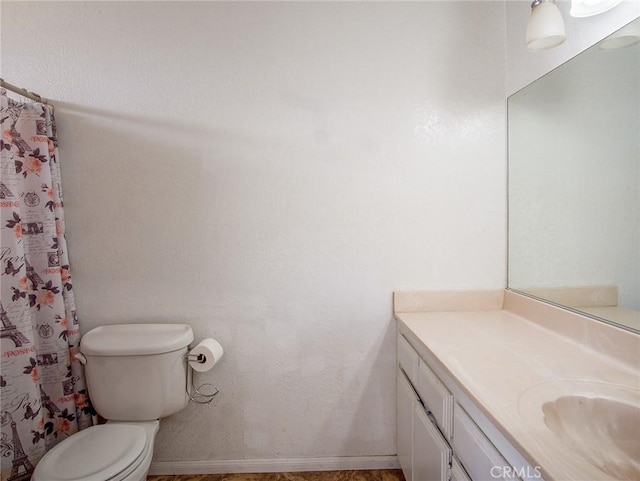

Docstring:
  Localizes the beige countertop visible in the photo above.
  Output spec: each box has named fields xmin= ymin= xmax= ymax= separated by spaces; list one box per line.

xmin=394 ymin=289 xmax=640 ymax=481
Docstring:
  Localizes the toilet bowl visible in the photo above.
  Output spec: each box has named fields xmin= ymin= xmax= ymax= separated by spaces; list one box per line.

xmin=32 ymin=421 xmax=158 ymax=481
xmin=31 ymin=324 xmax=194 ymax=481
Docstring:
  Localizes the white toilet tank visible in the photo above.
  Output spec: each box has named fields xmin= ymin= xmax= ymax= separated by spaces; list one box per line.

xmin=80 ymin=324 xmax=194 ymax=421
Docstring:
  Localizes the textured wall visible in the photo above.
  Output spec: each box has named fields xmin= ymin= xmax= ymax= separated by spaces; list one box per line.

xmin=1 ymin=1 xmax=506 ymax=465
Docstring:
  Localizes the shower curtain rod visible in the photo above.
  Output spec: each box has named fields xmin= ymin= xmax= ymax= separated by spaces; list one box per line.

xmin=0 ymin=78 xmax=50 ymax=104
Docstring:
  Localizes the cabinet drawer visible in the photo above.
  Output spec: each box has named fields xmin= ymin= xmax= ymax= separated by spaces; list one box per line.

xmin=416 ymin=359 xmax=453 ymax=440
xmin=397 ymin=334 xmax=419 ymax=384
xmin=453 ymin=403 xmax=520 ymax=481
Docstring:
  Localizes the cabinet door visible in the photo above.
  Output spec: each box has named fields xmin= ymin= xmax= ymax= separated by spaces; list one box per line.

xmin=451 ymin=458 xmax=472 ymax=481
xmin=453 ymin=403 xmax=520 ymax=481
xmin=416 ymin=360 xmax=453 ymax=440
xmin=413 ymin=404 xmax=451 ymax=481
xmin=397 ymin=370 xmax=417 ymax=481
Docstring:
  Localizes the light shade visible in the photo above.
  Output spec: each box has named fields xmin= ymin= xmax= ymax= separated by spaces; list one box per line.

xmin=599 ymin=19 xmax=640 ymax=49
xmin=570 ymin=0 xmax=624 ymax=18
xmin=526 ymin=0 xmax=567 ymax=50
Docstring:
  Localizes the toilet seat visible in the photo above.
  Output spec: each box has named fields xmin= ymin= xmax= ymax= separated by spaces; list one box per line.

xmin=32 ymin=423 xmax=149 ymax=481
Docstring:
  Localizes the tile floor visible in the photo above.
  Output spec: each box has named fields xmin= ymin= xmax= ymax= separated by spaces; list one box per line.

xmin=147 ymin=470 xmax=405 ymax=481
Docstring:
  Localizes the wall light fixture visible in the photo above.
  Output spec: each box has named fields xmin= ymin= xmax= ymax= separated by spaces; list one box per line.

xmin=526 ymin=0 xmax=567 ymax=50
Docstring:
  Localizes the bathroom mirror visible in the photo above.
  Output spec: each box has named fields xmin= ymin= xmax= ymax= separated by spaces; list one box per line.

xmin=508 ymin=17 xmax=640 ymax=333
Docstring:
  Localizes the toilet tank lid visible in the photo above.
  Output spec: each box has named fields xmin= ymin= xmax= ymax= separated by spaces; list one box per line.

xmin=80 ymin=324 xmax=194 ymax=356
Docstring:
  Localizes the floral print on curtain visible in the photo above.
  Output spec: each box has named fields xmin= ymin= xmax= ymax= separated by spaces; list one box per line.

xmin=0 ymin=89 xmax=93 ymax=481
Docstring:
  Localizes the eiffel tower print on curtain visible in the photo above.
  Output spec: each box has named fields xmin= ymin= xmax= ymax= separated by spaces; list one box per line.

xmin=38 ymin=385 xmax=61 ymax=418
xmin=0 ymin=181 xmax=15 ymax=199
xmin=23 ymin=258 xmax=44 ymax=290
xmin=0 ymin=302 xmax=30 ymax=348
xmin=0 ymin=412 xmax=34 ymax=481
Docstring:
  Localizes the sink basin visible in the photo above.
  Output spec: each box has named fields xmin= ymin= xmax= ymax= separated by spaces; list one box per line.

xmin=542 ymin=395 xmax=640 ymax=480
xmin=518 ymin=380 xmax=640 ymax=480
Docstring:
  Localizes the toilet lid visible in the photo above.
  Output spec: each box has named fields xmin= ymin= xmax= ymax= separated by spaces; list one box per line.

xmin=34 ymin=424 xmax=147 ymax=481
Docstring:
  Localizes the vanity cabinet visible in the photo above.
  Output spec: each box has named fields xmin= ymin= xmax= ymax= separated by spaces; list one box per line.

xmin=453 ymin=403 xmax=518 ymax=481
xmin=397 ymin=371 xmax=416 ymax=481
xmin=413 ymin=403 xmax=451 ymax=481
xmin=397 ymin=369 xmax=451 ymax=481
xmin=416 ymin=358 xmax=453 ymax=441
xmin=396 ymin=332 xmax=523 ymax=481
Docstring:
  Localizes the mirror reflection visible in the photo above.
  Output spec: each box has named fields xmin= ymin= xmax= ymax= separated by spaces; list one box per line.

xmin=508 ymin=18 xmax=640 ymax=333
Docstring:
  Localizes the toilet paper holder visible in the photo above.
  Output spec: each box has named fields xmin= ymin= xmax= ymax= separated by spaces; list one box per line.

xmin=187 ymin=338 xmax=224 ymax=372
xmin=188 ymin=380 xmax=219 ymax=404
xmin=186 ymin=353 xmax=219 ymax=405
xmin=185 ymin=339 xmax=223 ymax=404
xmin=187 ymin=353 xmax=206 ymax=364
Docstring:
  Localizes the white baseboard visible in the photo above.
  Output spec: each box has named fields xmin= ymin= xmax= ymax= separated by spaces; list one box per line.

xmin=148 ymin=456 xmax=400 ymax=475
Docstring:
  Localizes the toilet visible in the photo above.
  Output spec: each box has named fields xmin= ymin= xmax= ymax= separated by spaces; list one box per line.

xmin=32 ymin=323 xmax=195 ymax=481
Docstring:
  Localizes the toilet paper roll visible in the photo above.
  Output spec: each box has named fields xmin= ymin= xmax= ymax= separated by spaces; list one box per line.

xmin=188 ymin=338 xmax=224 ymax=372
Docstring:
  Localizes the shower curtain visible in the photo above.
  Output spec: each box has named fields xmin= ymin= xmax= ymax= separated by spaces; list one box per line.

xmin=0 ymin=89 xmax=93 ymax=481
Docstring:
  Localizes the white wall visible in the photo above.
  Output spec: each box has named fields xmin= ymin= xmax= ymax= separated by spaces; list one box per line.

xmin=0 ymin=1 xmax=507 ymax=468
xmin=506 ymin=0 xmax=640 ymax=95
